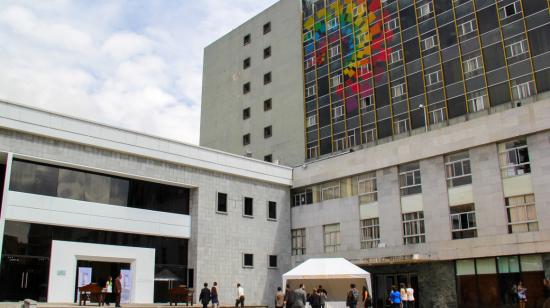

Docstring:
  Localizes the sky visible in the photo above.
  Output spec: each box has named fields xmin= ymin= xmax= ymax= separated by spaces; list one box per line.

xmin=0 ymin=0 xmax=278 ymax=144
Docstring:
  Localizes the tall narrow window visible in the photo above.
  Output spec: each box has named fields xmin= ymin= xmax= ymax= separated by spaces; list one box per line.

xmin=402 ymin=211 xmax=425 ymax=244
xmin=291 ymin=228 xmax=306 ymax=255
xmin=323 ymin=223 xmax=340 ymax=252
xmin=242 ymin=134 xmax=250 ymax=146
xmin=243 ymin=34 xmax=251 ymax=46
xmin=264 ymin=126 xmax=272 ymax=138
xmin=268 ymin=255 xmax=277 ymax=268
xmin=243 ymin=107 xmax=250 ymax=120
xmin=498 ymin=139 xmax=530 ymax=178
xmin=445 ymin=151 xmax=472 ymax=187
xmin=243 ymin=197 xmax=253 ymax=217
xmin=267 ymin=201 xmax=277 ymax=220
xmin=506 ymin=194 xmax=538 ymax=233
xmin=306 ymin=85 xmax=316 ymax=97
xmin=360 ymin=218 xmax=380 ymax=249
xmin=243 ymin=253 xmax=254 ymax=267
xmin=243 ymin=82 xmax=251 ymax=94
xmin=399 ymin=162 xmax=421 ymax=196
xmin=217 ymin=192 xmax=228 ymax=213
xmin=450 ymin=204 xmax=477 ymax=239
xmin=264 ymin=46 xmax=271 ymax=59
xmin=264 ymin=98 xmax=272 ymax=111
xmin=243 ymin=57 xmax=251 ymax=69
xmin=264 ymin=72 xmax=272 ymax=84
xmin=263 ymin=22 xmax=271 ymax=34
xmin=357 ymin=173 xmax=377 ymax=204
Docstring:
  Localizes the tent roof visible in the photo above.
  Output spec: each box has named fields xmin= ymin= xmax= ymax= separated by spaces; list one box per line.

xmin=282 ymin=258 xmax=370 ymax=280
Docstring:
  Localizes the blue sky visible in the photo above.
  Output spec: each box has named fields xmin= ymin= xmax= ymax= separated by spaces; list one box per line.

xmin=0 ymin=0 xmax=278 ymax=144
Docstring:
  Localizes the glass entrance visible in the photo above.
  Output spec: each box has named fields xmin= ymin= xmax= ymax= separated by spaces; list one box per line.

xmin=373 ymin=273 xmax=419 ymax=308
xmin=74 ymin=260 xmax=130 ymax=303
xmin=0 ymin=256 xmax=49 ymax=301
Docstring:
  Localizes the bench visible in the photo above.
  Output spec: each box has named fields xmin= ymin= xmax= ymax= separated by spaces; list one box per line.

xmin=169 ymin=287 xmax=194 ymax=306
xmin=78 ymin=283 xmax=104 ymax=306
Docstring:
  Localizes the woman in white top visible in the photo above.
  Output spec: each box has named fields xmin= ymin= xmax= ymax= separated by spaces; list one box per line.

xmin=399 ymin=283 xmax=408 ymax=308
xmin=406 ymin=284 xmax=415 ymax=308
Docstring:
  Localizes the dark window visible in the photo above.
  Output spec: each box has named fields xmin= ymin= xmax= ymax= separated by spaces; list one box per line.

xmin=377 ymin=119 xmax=392 ymax=139
xmin=243 ymin=253 xmax=254 ymax=267
xmin=264 ymin=154 xmax=272 ymax=163
xmin=9 ymin=159 xmax=190 ymax=215
xmin=268 ymin=255 xmax=277 ymax=268
xmin=407 ymin=72 xmax=424 ymax=97
xmin=243 ymin=107 xmax=250 ymax=120
xmin=318 ymin=76 xmax=329 ymax=96
xmin=477 ymin=5 xmax=499 ymax=34
xmin=483 ymin=43 xmax=506 ymax=72
xmin=243 ymin=57 xmax=251 ymax=69
xmin=504 ymin=3 xmax=518 ymax=17
xmin=264 ymin=72 xmax=272 ymax=84
xmin=439 ymin=23 xmax=457 ymax=49
xmin=243 ymin=134 xmax=250 ymax=145
xmin=243 ymin=197 xmax=253 ymax=216
xmin=374 ymin=85 xmax=390 ymax=108
xmin=400 ymin=5 xmax=416 ymax=29
xmin=521 ymin=0 xmax=547 ymax=16
xmin=535 ymin=68 xmax=550 ymax=93
xmin=447 ymin=95 xmax=467 ymax=119
xmin=528 ymin=24 xmax=550 ymax=57
xmin=268 ymin=201 xmax=277 ymax=220
xmin=217 ymin=192 xmax=227 ymax=213
xmin=263 ymin=22 xmax=271 ymax=34
xmin=243 ymin=34 xmax=251 ymax=46
xmin=264 ymin=98 xmax=272 ymax=111
xmin=434 ymin=0 xmax=452 ymax=14
xmin=404 ymin=39 xmax=421 ymax=62
xmin=443 ymin=58 xmax=462 ymax=85
xmin=264 ymin=126 xmax=272 ymax=138
xmin=489 ymin=83 xmax=511 ymax=106
xmin=243 ymin=82 xmax=250 ymax=94
xmin=264 ymin=46 xmax=271 ymax=59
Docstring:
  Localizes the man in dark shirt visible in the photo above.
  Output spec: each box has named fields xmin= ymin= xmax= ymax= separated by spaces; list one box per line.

xmin=199 ymin=282 xmax=211 ymax=308
xmin=114 ymin=274 xmax=122 ymax=307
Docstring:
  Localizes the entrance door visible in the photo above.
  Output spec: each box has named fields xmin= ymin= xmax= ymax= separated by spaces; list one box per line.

xmin=0 ymin=256 xmax=49 ymax=301
xmin=74 ymin=260 xmax=130 ymax=303
xmin=373 ymin=273 xmax=419 ymax=308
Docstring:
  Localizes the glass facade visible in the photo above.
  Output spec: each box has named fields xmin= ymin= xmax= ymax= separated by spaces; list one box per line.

xmin=0 ymin=220 xmax=188 ymax=302
xmin=302 ymin=0 xmax=550 ymax=158
xmin=9 ymin=159 xmax=190 ymax=215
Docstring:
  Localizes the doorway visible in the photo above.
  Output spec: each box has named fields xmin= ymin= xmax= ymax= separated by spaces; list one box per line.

xmin=0 ymin=256 xmax=49 ymax=301
xmin=74 ymin=260 xmax=130 ymax=303
xmin=373 ymin=273 xmax=419 ymax=308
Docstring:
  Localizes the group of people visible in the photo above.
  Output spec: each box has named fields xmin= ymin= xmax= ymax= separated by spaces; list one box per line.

xmin=276 ymin=284 xmax=327 ymax=308
xmin=388 ymin=283 xmax=415 ymax=308
xmin=98 ymin=274 xmax=123 ymax=307
xmin=198 ymin=282 xmax=221 ymax=308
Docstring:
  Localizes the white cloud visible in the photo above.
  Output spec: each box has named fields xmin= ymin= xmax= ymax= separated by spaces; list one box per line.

xmin=0 ymin=0 xmax=278 ymax=145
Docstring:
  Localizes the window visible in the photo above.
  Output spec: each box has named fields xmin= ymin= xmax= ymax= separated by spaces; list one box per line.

xmin=513 ymin=81 xmax=534 ymax=100
xmin=243 ymin=253 xmax=253 ymax=267
xmin=217 ymin=192 xmax=228 ymax=213
xmin=264 ymin=126 xmax=272 ymax=138
xmin=243 ymin=197 xmax=253 ymax=217
xmin=323 ymin=223 xmax=340 ymax=252
xmin=426 ymin=71 xmax=441 ymax=86
xmin=347 ymin=131 xmax=356 ymax=148
xmin=429 ymin=108 xmax=445 ymax=124
xmin=264 ymin=98 xmax=272 ymax=111
xmin=357 ymin=63 xmax=371 ymax=76
xmin=357 ymin=33 xmax=368 ymax=45
xmin=306 ymin=85 xmax=316 ymax=97
xmin=243 ymin=107 xmax=250 ymax=120
xmin=450 ymin=204 xmax=477 ymax=239
xmin=333 ymin=105 xmax=344 ymax=119
xmin=304 ymin=30 xmax=313 ymax=41
xmin=360 ymin=218 xmax=380 ymax=249
xmin=500 ymin=1 xmax=520 ymax=19
xmin=268 ymin=255 xmax=277 ymax=268
xmin=264 ymin=154 xmax=272 ymax=163
xmin=417 ymin=3 xmax=432 ymax=18
xmin=498 ymin=139 xmax=530 ymax=178
xmin=385 ymin=18 xmax=398 ymax=31
xmin=458 ymin=20 xmax=476 ymax=36
xmin=364 ymin=128 xmax=376 ymax=143
xmin=445 ymin=151 xmax=472 ymax=187
xmin=399 ymin=162 xmax=421 ymax=196
xmin=357 ymin=173 xmax=377 ymax=204
xmin=333 ymin=137 xmax=346 ymax=151
xmin=321 ymin=181 xmax=340 ymax=201
xmin=243 ymin=57 xmax=251 ymax=69
xmin=329 ymin=45 xmax=340 ymax=58
xmin=243 ymin=134 xmax=250 ymax=145
xmin=243 ymin=82 xmax=250 ymax=94
xmin=360 ymin=95 xmax=373 ymax=109
xmin=331 ymin=74 xmax=343 ymax=87
xmin=391 ymin=83 xmax=405 ymax=98
xmin=506 ymin=194 xmax=538 ymax=233
xmin=305 ymin=57 xmax=316 ymax=69
xmin=394 ymin=118 xmax=409 ymax=134
xmin=422 ymin=36 xmax=436 ymax=51
xmin=243 ymin=34 xmax=251 ymax=46
xmin=506 ymin=40 xmax=527 ymax=58
xmin=327 ymin=18 xmax=338 ymax=30
xmin=390 ymin=50 xmax=402 ymax=64
xmin=267 ymin=201 xmax=277 ymax=220
xmin=468 ymin=94 xmax=486 ymax=112
xmin=402 ymin=211 xmax=425 ymax=244
xmin=307 ymin=114 xmax=317 ymax=127
xmin=353 ymin=4 xmax=364 ymax=17
xmin=264 ymin=72 xmax=272 ymax=84
xmin=292 ymin=188 xmax=312 ymax=207
xmin=307 ymin=146 xmax=318 ymax=159
xmin=463 ymin=57 xmax=481 ymax=74
xmin=264 ymin=46 xmax=271 ymax=59
xmin=291 ymin=228 xmax=306 ymax=255
xmin=263 ymin=22 xmax=271 ymax=34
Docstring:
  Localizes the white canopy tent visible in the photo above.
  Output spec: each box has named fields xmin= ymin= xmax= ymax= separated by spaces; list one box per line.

xmin=282 ymin=258 xmax=371 ymax=303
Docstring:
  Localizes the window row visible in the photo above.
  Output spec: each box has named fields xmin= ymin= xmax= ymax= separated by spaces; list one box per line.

xmin=216 ymin=192 xmax=277 ymax=220
xmin=242 ymin=46 xmax=271 ymax=70
xmin=242 ymin=22 xmax=271 ymax=46
xmin=242 ymin=72 xmax=272 ymax=94
xmin=242 ymin=126 xmax=273 ymax=145
xmin=242 ymin=253 xmax=278 ymax=268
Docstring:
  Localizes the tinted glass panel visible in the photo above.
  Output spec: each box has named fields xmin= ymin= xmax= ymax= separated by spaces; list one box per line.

xmin=483 ymin=43 xmax=506 ymax=72
xmin=477 ymin=5 xmax=499 ymax=34
xmin=489 ymin=83 xmax=511 ymax=106
xmin=529 ymin=24 xmax=550 ymax=56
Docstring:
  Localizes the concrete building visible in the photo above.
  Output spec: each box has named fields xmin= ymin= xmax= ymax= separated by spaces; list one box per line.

xmin=200 ymin=0 xmax=306 ymax=167
xmin=0 ymin=100 xmax=293 ymax=304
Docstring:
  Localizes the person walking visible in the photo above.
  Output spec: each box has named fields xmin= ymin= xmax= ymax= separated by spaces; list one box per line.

xmin=199 ymin=283 xmax=211 ymax=308
xmin=211 ymin=282 xmax=219 ymax=308
xmin=406 ymin=284 xmax=415 ymax=308
xmin=235 ymin=283 xmax=245 ymax=308
xmin=285 ymin=284 xmax=295 ymax=308
xmin=114 ymin=273 xmax=122 ymax=308
xmin=309 ymin=288 xmax=321 ymax=308
xmin=389 ymin=286 xmax=401 ymax=308
xmin=318 ymin=286 xmax=327 ymax=308
xmin=292 ymin=284 xmax=307 ymax=308
xmin=399 ymin=283 xmax=407 ymax=308
xmin=346 ymin=284 xmax=359 ymax=308
xmin=517 ymin=281 xmax=527 ymax=308
xmin=105 ymin=276 xmax=113 ymax=306
xmin=362 ymin=285 xmax=371 ymax=308
xmin=275 ymin=287 xmax=285 ymax=308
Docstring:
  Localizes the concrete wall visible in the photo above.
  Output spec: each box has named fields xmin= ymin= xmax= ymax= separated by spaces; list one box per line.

xmin=201 ymin=0 xmax=305 ymax=167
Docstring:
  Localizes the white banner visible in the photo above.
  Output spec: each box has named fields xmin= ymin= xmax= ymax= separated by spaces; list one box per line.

xmin=76 ymin=267 xmax=92 ymax=303
xmin=120 ymin=269 xmax=132 ymax=303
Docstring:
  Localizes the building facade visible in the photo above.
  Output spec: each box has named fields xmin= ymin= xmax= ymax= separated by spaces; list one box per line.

xmin=0 ymin=100 xmax=293 ymax=304
xmin=302 ymin=0 xmax=550 ymax=159
xmin=200 ymin=0 xmax=306 ymax=167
